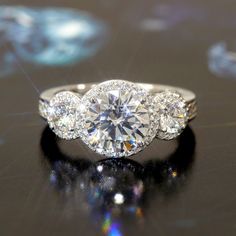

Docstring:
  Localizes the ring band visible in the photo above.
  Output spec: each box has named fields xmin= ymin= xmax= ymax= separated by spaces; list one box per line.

xmin=39 ymin=80 xmax=197 ymax=158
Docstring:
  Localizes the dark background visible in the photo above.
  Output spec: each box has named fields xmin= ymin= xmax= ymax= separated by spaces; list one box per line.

xmin=0 ymin=0 xmax=236 ymax=235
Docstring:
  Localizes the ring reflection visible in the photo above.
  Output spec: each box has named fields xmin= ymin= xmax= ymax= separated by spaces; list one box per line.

xmin=40 ymin=126 xmax=195 ymax=235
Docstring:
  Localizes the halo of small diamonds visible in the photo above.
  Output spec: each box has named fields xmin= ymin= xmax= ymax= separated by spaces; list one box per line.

xmin=155 ymin=90 xmax=188 ymax=140
xmin=48 ymin=91 xmax=81 ymax=140
xmin=76 ymin=80 xmax=158 ymax=158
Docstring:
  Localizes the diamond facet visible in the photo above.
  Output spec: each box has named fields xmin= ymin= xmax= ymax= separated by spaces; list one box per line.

xmin=155 ymin=91 xmax=188 ymax=140
xmin=77 ymin=80 xmax=158 ymax=157
xmin=48 ymin=91 xmax=81 ymax=139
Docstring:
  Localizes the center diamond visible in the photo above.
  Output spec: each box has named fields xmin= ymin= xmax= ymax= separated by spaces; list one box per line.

xmin=77 ymin=80 xmax=157 ymax=157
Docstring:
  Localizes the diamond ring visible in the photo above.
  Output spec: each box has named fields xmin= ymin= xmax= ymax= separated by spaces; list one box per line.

xmin=39 ymin=80 xmax=197 ymax=158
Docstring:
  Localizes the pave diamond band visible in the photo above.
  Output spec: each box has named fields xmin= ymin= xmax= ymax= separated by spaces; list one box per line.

xmin=39 ymin=80 xmax=197 ymax=158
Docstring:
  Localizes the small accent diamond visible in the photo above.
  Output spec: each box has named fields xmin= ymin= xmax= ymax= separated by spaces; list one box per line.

xmin=48 ymin=91 xmax=81 ymax=139
xmin=155 ymin=91 xmax=188 ymax=140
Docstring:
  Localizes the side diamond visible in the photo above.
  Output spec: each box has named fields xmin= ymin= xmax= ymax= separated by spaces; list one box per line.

xmin=155 ymin=91 xmax=188 ymax=140
xmin=48 ymin=91 xmax=81 ymax=140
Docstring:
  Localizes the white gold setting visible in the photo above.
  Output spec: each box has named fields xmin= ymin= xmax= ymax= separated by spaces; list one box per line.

xmin=39 ymin=80 xmax=197 ymax=158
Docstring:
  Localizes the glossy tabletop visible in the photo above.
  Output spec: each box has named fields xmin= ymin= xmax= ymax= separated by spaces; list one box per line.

xmin=0 ymin=0 xmax=236 ymax=235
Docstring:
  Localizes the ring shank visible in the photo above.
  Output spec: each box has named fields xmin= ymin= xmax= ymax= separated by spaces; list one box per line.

xmin=39 ymin=82 xmax=197 ymax=120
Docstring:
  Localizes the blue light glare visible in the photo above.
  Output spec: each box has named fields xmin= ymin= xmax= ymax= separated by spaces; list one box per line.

xmin=208 ymin=42 xmax=236 ymax=79
xmin=108 ymin=224 xmax=122 ymax=236
xmin=102 ymin=213 xmax=122 ymax=236
xmin=0 ymin=6 xmax=107 ymax=75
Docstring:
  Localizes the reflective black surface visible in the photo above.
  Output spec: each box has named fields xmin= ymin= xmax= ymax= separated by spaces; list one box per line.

xmin=40 ymin=126 xmax=195 ymax=235
xmin=0 ymin=1 xmax=236 ymax=235
xmin=40 ymin=125 xmax=195 ymax=200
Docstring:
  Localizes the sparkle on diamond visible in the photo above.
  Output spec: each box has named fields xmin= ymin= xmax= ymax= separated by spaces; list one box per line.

xmin=78 ymin=81 xmax=156 ymax=157
xmin=48 ymin=91 xmax=81 ymax=139
xmin=155 ymin=91 xmax=188 ymax=140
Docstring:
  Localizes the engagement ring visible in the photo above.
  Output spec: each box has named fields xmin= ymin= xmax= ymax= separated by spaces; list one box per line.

xmin=39 ymin=80 xmax=197 ymax=158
